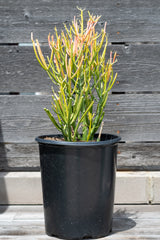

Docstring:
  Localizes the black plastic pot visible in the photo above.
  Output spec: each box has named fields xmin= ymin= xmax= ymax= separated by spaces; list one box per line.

xmin=36 ymin=134 xmax=121 ymax=239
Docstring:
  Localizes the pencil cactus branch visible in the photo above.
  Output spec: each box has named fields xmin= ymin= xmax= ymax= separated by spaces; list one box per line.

xmin=32 ymin=8 xmax=117 ymax=142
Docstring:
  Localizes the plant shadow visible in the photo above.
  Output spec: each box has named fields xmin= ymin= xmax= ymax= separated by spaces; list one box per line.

xmin=0 ymin=122 xmax=8 ymax=213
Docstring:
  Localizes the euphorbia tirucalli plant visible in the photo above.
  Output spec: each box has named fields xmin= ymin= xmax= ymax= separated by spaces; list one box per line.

xmin=31 ymin=8 xmax=117 ymax=142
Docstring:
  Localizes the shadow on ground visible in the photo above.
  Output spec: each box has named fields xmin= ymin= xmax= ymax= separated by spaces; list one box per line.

xmin=111 ymin=208 xmax=136 ymax=235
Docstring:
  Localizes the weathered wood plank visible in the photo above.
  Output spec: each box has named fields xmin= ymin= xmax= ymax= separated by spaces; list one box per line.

xmin=0 ymin=94 xmax=160 ymax=143
xmin=0 ymin=143 xmax=39 ymax=171
xmin=0 ymin=235 xmax=160 ymax=240
xmin=1 ymin=205 xmax=159 ymax=220
xmin=0 ymin=143 xmax=160 ymax=171
xmin=1 ymin=0 xmax=160 ymax=43
xmin=1 ymin=44 xmax=160 ymax=92
xmin=117 ymin=143 xmax=160 ymax=171
xmin=0 ymin=220 xmax=159 ymax=235
xmin=0 ymin=205 xmax=160 ymax=239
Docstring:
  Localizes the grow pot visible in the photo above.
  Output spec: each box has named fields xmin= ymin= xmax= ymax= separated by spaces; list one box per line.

xmin=36 ymin=133 xmax=121 ymax=239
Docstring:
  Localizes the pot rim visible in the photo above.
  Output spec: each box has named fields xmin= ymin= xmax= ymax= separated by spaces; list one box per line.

xmin=35 ymin=133 xmax=121 ymax=146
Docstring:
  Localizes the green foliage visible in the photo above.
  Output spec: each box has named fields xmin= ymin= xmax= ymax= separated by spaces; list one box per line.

xmin=31 ymin=8 xmax=117 ymax=142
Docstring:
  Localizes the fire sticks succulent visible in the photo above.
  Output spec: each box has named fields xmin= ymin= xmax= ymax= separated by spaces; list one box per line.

xmin=31 ymin=8 xmax=117 ymax=142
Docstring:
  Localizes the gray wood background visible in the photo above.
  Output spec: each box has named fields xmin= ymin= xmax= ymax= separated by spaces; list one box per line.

xmin=0 ymin=0 xmax=160 ymax=171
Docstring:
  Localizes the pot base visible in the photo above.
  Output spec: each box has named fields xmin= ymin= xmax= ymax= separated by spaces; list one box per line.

xmin=47 ymin=226 xmax=112 ymax=240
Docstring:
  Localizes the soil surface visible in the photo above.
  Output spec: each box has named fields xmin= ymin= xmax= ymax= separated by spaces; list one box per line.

xmin=44 ymin=137 xmax=96 ymax=142
xmin=44 ymin=137 xmax=65 ymax=141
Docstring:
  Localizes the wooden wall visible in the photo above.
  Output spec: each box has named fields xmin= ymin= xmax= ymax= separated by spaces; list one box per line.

xmin=0 ymin=0 xmax=160 ymax=171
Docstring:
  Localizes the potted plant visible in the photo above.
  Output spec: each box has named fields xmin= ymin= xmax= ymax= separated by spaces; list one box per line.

xmin=32 ymin=8 xmax=121 ymax=239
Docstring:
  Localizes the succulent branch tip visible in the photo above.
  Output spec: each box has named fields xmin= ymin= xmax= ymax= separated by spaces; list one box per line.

xmin=31 ymin=32 xmax=33 ymax=41
xmin=77 ymin=6 xmax=85 ymax=11
xmin=104 ymin=22 xmax=107 ymax=33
